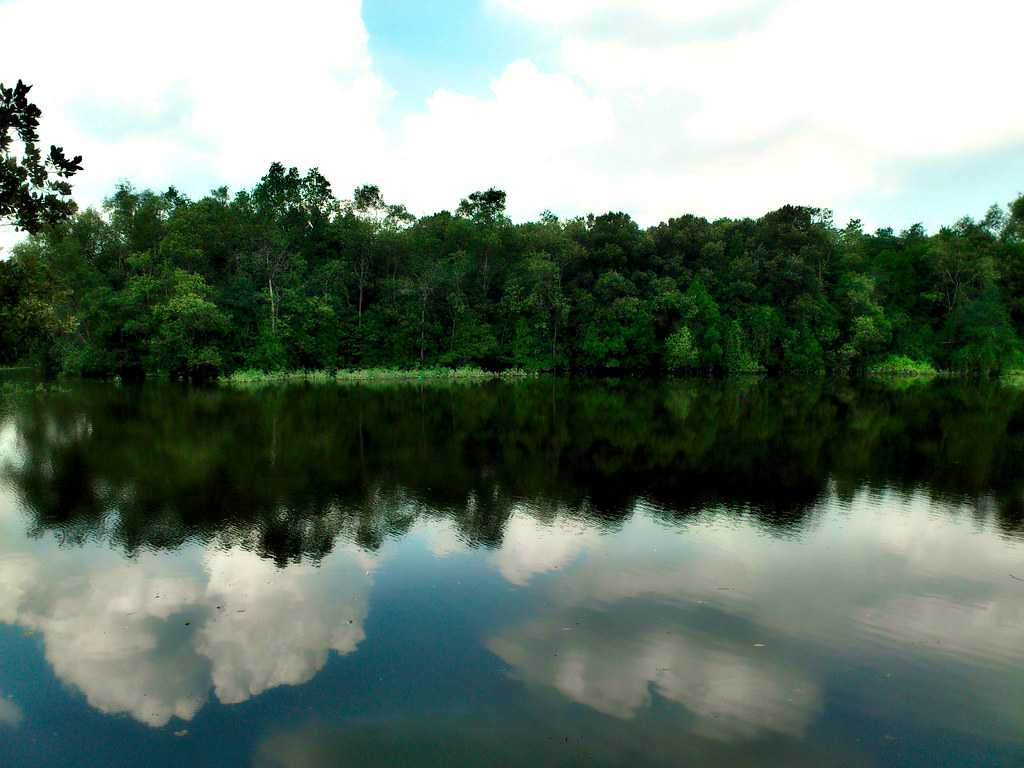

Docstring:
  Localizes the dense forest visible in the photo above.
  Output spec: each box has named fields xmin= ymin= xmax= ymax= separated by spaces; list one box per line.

xmin=2 ymin=162 xmax=1024 ymax=378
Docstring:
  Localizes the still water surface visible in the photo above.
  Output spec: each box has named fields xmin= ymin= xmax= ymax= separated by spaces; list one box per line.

xmin=0 ymin=378 xmax=1022 ymax=766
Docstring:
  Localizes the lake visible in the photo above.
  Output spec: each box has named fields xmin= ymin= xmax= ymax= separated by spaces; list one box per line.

xmin=0 ymin=378 xmax=1022 ymax=767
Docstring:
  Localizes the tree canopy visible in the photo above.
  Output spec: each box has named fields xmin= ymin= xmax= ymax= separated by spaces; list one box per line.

xmin=1 ymin=79 xmax=82 ymax=234
xmin=3 ymin=159 xmax=1024 ymax=378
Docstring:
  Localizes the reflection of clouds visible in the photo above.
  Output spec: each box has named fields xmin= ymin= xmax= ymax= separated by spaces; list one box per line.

xmin=252 ymin=710 xmax=851 ymax=768
xmin=0 ymin=425 xmax=28 ymax=542
xmin=198 ymin=549 xmax=369 ymax=705
xmin=0 ymin=695 xmax=24 ymax=728
xmin=416 ymin=517 xmax=467 ymax=558
xmin=491 ymin=511 xmax=597 ymax=586
xmin=0 ymin=421 xmax=17 ymax=463
xmin=783 ymin=493 xmax=1024 ymax=664
xmin=0 ymin=544 xmax=375 ymax=727
xmin=484 ymin=514 xmax=823 ymax=741
xmin=526 ymin=494 xmax=1024 ymax=654
xmin=490 ymin=615 xmax=820 ymax=738
xmin=856 ymin=593 xmax=1024 ymax=667
xmin=0 ymin=555 xmax=39 ymax=624
xmin=489 ymin=490 xmax=1024 ymax=741
xmin=2 ymin=556 xmax=208 ymax=726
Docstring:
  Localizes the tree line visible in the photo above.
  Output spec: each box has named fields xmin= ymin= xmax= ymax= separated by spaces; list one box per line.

xmin=2 ymin=161 xmax=1024 ymax=378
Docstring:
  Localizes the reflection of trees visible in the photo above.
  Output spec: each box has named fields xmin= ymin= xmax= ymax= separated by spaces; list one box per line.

xmin=2 ymin=378 xmax=1022 ymax=564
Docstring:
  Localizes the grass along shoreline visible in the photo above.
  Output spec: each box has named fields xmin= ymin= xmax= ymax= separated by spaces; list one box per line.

xmin=219 ymin=367 xmax=538 ymax=386
xmin=10 ymin=363 xmax=1024 ymax=386
xmin=220 ymin=363 xmax=1021 ymax=387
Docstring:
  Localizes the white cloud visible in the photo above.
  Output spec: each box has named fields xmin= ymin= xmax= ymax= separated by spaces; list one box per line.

xmin=0 ymin=0 xmax=389 ymax=208
xmin=490 ymin=0 xmax=759 ymax=26
xmin=555 ymin=0 xmax=1024 ymax=158
xmin=386 ymin=59 xmax=615 ymax=221
xmin=2 ymin=0 xmax=1022 ymax=233
xmin=444 ymin=0 xmax=1024 ymax=225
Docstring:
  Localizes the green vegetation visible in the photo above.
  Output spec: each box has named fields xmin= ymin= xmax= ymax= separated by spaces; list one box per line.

xmin=4 ymin=167 xmax=1023 ymax=379
xmin=3 ymin=137 xmax=1024 ymax=377
xmin=221 ymin=366 xmax=534 ymax=386
xmin=867 ymin=355 xmax=938 ymax=376
xmin=1 ymin=79 xmax=81 ymax=233
xmin=3 ymin=79 xmax=1024 ymax=380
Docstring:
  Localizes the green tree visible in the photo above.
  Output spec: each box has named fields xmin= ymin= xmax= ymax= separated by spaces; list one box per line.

xmin=680 ymin=278 xmax=723 ymax=370
xmin=150 ymin=269 xmax=228 ymax=380
xmin=1 ymin=80 xmax=82 ymax=234
xmin=578 ymin=272 xmax=656 ymax=370
xmin=945 ymin=284 xmax=1021 ymax=375
xmin=664 ymin=326 xmax=699 ymax=372
xmin=929 ymin=218 xmax=997 ymax=315
xmin=722 ymin=319 xmax=761 ymax=373
xmin=8 ymin=160 xmax=1024 ymax=379
xmin=0 ymin=252 xmax=67 ymax=369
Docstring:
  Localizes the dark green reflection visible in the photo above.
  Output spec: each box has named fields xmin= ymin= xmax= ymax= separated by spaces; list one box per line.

xmin=3 ymin=377 xmax=1024 ymax=565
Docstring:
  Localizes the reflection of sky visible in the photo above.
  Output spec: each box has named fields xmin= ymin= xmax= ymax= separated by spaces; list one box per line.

xmin=0 ymin=693 xmax=23 ymax=728
xmin=0 ymin=487 xmax=376 ymax=727
xmin=490 ymin=508 xmax=598 ymax=585
xmin=491 ymin=607 xmax=822 ymax=736
xmin=486 ymin=493 xmax=1024 ymax=746
xmin=2 ymin=429 xmax=1024 ymax=763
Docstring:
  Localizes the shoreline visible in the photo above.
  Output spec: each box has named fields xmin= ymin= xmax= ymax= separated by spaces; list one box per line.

xmin=218 ymin=367 xmax=539 ymax=386
xmin=8 ymin=365 xmax=1024 ymax=388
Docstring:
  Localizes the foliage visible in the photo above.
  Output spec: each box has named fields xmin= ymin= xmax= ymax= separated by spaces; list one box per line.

xmin=0 ymin=254 xmax=69 ymax=369
xmin=945 ymin=285 xmax=1022 ymax=375
xmin=7 ymin=162 xmax=1024 ymax=379
xmin=1 ymin=80 xmax=82 ymax=234
xmin=664 ymin=327 xmax=699 ymax=372
xmin=867 ymin=355 xmax=938 ymax=376
xmin=220 ymin=366 xmax=534 ymax=387
xmin=150 ymin=269 xmax=229 ymax=380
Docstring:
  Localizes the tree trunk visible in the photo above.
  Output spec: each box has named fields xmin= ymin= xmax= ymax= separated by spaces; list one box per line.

xmin=552 ymin=313 xmax=558 ymax=363
xmin=420 ymin=298 xmax=427 ymax=363
xmin=268 ymin=275 xmax=277 ymax=335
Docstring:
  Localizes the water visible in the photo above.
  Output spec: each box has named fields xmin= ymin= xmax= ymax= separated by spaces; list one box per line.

xmin=0 ymin=378 xmax=1021 ymax=767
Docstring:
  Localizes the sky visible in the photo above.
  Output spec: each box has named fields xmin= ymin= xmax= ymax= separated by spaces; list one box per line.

xmin=2 ymin=0 xmax=1023 ymax=235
